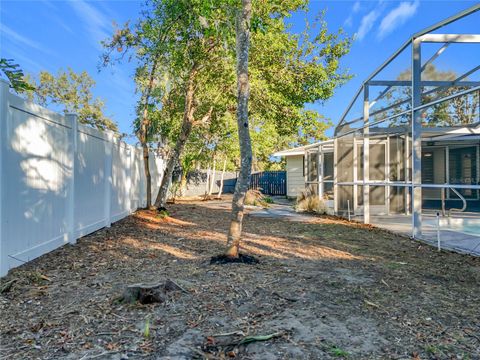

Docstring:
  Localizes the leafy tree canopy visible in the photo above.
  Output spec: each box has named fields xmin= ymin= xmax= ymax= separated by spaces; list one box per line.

xmin=379 ymin=64 xmax=479 ymax=127
xmin=26 ymin=68 xmax=117 ymax=131
xmin=104 ymin=0 xmax=352 ymax=171
xmin=0 ymin=58 xmax=34 ymax=93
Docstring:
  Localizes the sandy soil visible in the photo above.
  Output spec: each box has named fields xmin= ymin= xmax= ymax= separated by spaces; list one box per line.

xmin=1 ymin=198 xmax=479 ymax=359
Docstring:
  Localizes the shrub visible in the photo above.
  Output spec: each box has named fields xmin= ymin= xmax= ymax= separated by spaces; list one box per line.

xmin=244 ymin=189 xmax=271 ymax=208
xmin=296 ymin=188 xmax=328 ymax=214
xmin=263 ymin=196 xmax=274 ymax=204
xmin=157 ymin=209 xmax=170 ymax=218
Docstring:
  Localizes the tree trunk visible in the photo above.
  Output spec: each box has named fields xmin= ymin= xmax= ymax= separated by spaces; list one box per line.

xmin=225 ymin=0 xmax=252 ymax=258
xmin=154 ymin=66 xmax=198 ymax=209
xmin=217 ymin=158 xmax=227 ymax=198
xmin=204 ymin=165 xmax=211 ymax=196
xmin=139 ymin=60 xmax=158 ymax=209
xmin=179 ymin=171 xmax=188 ymax=197
xmin=208 ymin=157 xmax=216 ymax=196
xmin=143 ymin=144 xmax=152 ymax=208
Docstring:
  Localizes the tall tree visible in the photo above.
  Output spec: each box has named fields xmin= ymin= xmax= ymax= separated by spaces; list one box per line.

xmin=26 ymin=68 xmax=117 ymax=131
xmin=225 ymin=0 xmax=252 ymax=258
xmin=103 ymin=21 xmax=169 ymax=209
xmin=134 ymin=60 xmax=160 ymax=209
xmin=103 ymin=0 xmax=232 ymax=209
xmin=104 ymin=0 xmax=351 ymax=208
xmin=150 ymin=0 xmax=233 ymax=209
xmin=172 ymin=2 xmax=351 ymax=176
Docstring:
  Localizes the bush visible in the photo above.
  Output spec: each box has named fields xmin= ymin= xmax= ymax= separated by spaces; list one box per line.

xmin=244 ymin=189 xmax=271 ymax=208
xmin=263 ymin=196 xmax=274 ymax=204
xmin=295 ymin=188 xmax=328 ymax=214
xmin=157 ymin=209 xmax=170 ymax=218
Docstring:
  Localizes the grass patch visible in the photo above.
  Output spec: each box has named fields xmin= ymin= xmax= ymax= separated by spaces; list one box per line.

xmin=157 ymin=209 xmax=170 ymax=218
xmin=329 ymin=345 xmax=349 ymax=358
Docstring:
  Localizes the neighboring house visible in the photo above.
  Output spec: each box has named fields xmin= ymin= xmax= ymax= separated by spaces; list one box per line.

xmin=273 ymin=6 xmax=480 ymax=238
xmin=273 ymin=146 xmax=306 ymax=198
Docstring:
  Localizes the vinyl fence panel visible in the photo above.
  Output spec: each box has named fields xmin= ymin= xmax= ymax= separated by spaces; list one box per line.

xmin=75 ymin=126 xmax=107 ymax=238
xmin=2 ymin=93 xmax=72 ymax=272
xmin=0 ymin=81 xmax=164 ymax=276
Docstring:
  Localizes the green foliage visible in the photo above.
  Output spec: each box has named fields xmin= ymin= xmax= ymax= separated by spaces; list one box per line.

xmin=183 ymin=1 xmax=351 ymax=171
xmin=25 ymin=68 xmax=117 ymax=131
xmin=329 ymin=346 xmax=349 ymax=358
xmin=383 ymin=64 xmax=479 ymax=127
xmin=244 ymin=189 xmax=272 ymax=208
xmin=263 ymin=196 xmax=274 ymax=204
xmin=157 ymin=209 xmax=170 ymax=218
xmin=143 ymin=316 xmax=151 ymax=338
xmin=103 ymin=0 xmax=352 ymax=170
xmin=0 ymin=58 xmax=35 ymax=93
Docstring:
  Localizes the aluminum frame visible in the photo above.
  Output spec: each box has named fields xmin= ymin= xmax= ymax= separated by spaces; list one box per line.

xmin=328 ymin=5 xmax=480 ymax=238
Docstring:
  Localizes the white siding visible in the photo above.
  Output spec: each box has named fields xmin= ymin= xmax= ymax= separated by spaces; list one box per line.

xmin=286 ymin=155 xmax=305 ymax=198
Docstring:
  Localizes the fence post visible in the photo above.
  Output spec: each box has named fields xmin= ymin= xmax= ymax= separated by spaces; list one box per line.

xmin=126 ymin=144 xmax=133 ymax=213
xmin=0 ymin=80 xmax=9 ymax=275
xmin=138 ymin=147 xmax=145 ymax=208
xmin=66 ymin=113 xmax=78 ymax=244
xmin=104 ymin=131 xmax=114 ymax=227
xmin=129 ymin=145 xmax=135 ymax=213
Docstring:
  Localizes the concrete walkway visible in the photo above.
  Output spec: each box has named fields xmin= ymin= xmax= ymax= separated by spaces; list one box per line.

xmin=248 ymin=203 xmax=314 ymax=222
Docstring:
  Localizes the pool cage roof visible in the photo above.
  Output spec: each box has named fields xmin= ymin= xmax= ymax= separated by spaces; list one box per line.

xmin=303 ymin=4 xmax=480 ymax=243
xmin=334 ymin=3 xmax=480 ymax=141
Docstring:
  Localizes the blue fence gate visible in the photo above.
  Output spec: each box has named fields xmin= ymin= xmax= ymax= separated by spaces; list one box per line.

xmin=249 ymin=171 xmax=286 ymax=196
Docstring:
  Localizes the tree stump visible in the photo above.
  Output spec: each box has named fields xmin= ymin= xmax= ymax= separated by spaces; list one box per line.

xmin=120 ymin=279 xmax=187 ymax=304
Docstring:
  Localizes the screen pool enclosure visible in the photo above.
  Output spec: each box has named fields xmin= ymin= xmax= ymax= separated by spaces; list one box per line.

xmin=277 ymin=5 xmax=480 ymax=254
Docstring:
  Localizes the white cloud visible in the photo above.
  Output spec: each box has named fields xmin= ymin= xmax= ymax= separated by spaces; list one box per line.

xmin=352 ymin=1 xmax=361 ymax=13
xmin=6 ymin=48 xmax=47 ymax=73
xmin=1 ymin=24 xmax=43 ymax=51
xmin=378 ymin=1 xmax=419 ymax=39
xmin=356 ymin=7 xmax=382 ymax=40
xmin=68 ymin=0 xmax=112 ymax=50
xmin=344 ymin=1 xmax=362 ymax=27
xmin=0 ymin=24 xmax=56 ymax=58
xmin=47 ymin=11 xmax=74 ymax=34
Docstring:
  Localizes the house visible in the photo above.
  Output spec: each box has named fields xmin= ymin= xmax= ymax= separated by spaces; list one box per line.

xmin=274 ymin=5 xmax=480 ymax=243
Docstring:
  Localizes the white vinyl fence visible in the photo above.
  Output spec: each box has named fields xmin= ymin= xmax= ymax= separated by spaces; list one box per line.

xmin=0 ymin=80 xmax=164 ymax=276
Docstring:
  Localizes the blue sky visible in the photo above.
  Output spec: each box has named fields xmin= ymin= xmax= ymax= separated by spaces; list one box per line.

xmin=1 ymin=0 xmax=479 ymax=141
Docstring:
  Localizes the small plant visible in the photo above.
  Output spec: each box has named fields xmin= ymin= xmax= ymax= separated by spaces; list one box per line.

xmin=157 ymin=209 xmax=169 ymax=218
xmin=295 ymin=188 xmax=328 ymax=214
xmin=26 ymin=271 xmax=51 ymax=285
xmin=143 ymin=316 xmax=151 ymax=338
xmin=425 ymin=344 xmax=440 ymax=356
xmin=263 ymin=196 xmax=274 ymax=204
xmin=329 ymin=346 xmax=349 ymax=358
xmin=244 ymin=189 xmax=271 ymax=208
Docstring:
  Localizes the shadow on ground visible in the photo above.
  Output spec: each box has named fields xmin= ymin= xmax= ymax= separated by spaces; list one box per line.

xmin=1 ymin=198 xmax=479 ymax=359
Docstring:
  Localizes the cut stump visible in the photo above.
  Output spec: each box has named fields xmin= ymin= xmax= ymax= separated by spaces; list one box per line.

xmin=210 ymin=254 xmax=259 ymax=265
xmin=120 ymin=279 xmax=187 ymax=304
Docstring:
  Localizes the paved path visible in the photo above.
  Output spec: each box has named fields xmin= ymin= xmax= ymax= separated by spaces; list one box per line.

xmin=248 ymin=203 xmax=315 ymax=222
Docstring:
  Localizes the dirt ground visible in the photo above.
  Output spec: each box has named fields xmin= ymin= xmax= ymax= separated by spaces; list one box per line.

xmin=1 ymin=198 xmax=479 ymax=359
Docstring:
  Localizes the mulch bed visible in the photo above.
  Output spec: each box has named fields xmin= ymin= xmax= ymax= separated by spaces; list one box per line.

xmin=0 ymin=198 xmax=479 ymax=359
